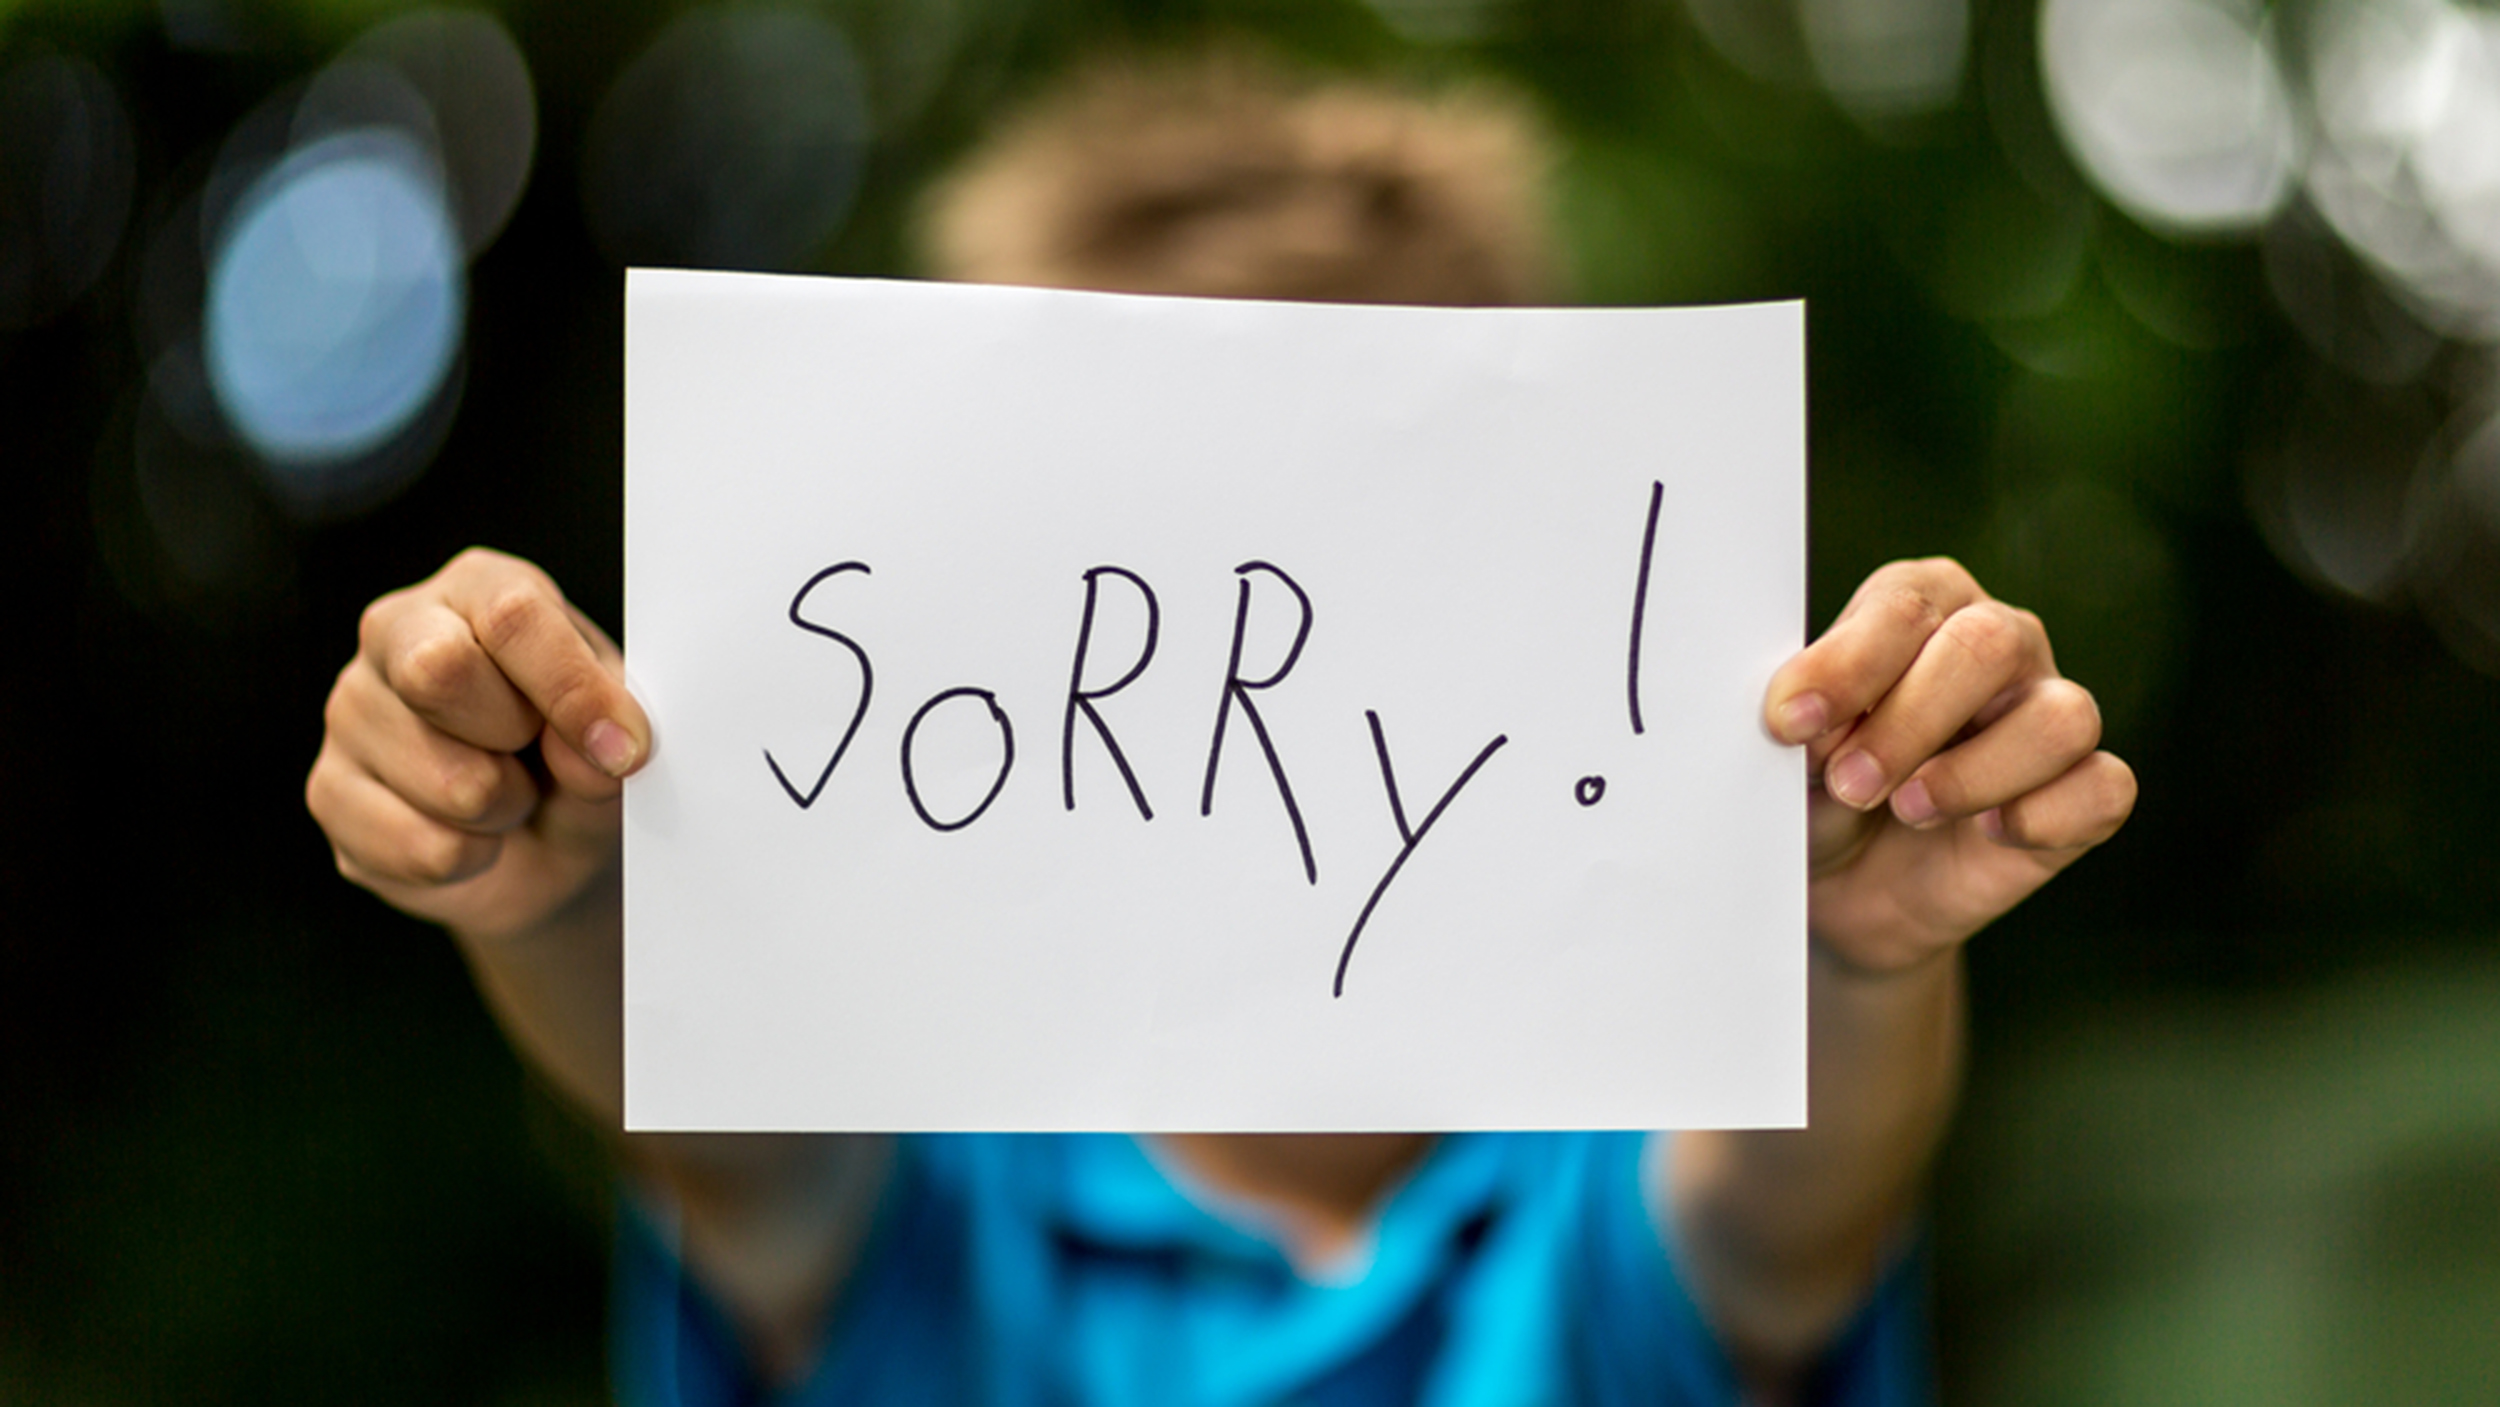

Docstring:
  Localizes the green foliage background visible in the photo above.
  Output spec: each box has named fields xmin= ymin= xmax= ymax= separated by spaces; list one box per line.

xmin=2 ymin=1 xmax=2493 ymax=1401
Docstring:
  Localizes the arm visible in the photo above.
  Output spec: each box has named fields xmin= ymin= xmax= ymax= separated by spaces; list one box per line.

xmin=305 ymin=547 xmax=887 ymax=1384
xmin=1663 ymin=558 xmax=2136 ymax=1400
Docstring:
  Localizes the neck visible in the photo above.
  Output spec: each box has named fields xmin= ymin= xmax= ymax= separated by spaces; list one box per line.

xmin=1150 ymin=1133 xmax=1436 ymax=1269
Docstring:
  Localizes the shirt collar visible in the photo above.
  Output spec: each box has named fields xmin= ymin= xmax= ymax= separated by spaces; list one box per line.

xmin=1037 ymin=1132 xmax=1518 ymax=1276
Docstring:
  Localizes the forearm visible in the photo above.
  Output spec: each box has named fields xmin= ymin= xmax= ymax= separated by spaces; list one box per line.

xmin=454 ymin=871 xmax=889 ymax=1386
xmin=1667 ymin=941 xmax=1965 ymax=1393
xmin=1692 ymin=556 xmax=2128 ymax=1396
xmin=454 ymin=862 xmax=631 ymax=1122
xmin=318 ymin=551 xmax=894 ymax=1382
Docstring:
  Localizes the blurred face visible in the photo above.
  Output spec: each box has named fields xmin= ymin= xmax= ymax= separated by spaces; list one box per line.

xmin=1063 ymin=155 xmax=1511 ymax=306
xmin=923 ymin=60 xmax=1554 ymax=309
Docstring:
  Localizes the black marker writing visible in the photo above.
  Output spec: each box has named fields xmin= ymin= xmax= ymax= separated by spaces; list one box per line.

xmin=765 ymin=562 xmax=875 ymax=810
xmin=900 ymin=687 xmax=1015 ymax=832
xmin=1628 ymin=479 xmax=1663 ymax=736
xmin=1575 ymin=775 xmax=1606 ymax=806
xmin=1062 ymin=566 xmax=1160 ymax=820
xmin=1334 ymin=711 xmax=1508 ymax=998
xmin=1201 ymin=561 xmax=1319 ymax=884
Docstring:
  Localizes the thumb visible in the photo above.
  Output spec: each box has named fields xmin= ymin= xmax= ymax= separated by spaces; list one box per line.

xmin=540 ymin=712 xmax=640 ymax=807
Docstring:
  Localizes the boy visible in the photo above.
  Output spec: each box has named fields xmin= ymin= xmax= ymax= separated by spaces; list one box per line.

xmin=307 ymin=54 xmax=2132 ymax=1405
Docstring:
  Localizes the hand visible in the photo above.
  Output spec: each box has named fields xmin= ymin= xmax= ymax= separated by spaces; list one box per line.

xmin=306 ymin=548 xmax=653 ymax=941
xmin=1764 ymin=558 xmax=2135 ymax=974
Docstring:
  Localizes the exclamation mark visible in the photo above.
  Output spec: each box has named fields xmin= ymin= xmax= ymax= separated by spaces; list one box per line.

xmin=1578 ymin=479 xmax=1664 ymax=809
xmin=1628 ymin=478 xmax=1663 ymax=736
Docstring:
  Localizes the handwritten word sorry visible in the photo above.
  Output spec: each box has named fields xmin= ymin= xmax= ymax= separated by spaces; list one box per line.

xmin=759 ymin=481 xmax=1662 ymax=996
xmin=760 ymin=558 xmax=1508 ymax=997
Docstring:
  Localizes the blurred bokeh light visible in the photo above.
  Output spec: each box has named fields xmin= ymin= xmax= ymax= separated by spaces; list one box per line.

xmin=205 ymin=129 xmax=464 ymax=483
xmin=1362 ymin=0 xmax=1506 ymax=45
xmin=331 ymin=8 xmax=537 ymax=256
xmin=183 ymin=7 xmax=536 ymax=518
xmin=2304 ymin=0 xmax=2500 ymax=342
xmin=2040 ymin=0 xmax=2301 ymax=234
xmin=1681 ymin=0 xmax=1813 ymax=87
xmin=582 ymin=3 xmax=872 ymax=272
xmin=2410 ymin=395 xmax=2500 ymax=673
xmin=2244 ymin=369 xmax=2437 ymax=605
xmin=1802 ymin=0 xmax=1970 ymax=123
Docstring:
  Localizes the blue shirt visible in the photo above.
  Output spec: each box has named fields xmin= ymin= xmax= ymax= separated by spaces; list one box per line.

xmin=615 ymin=1131 xmax=1928 ymax=1406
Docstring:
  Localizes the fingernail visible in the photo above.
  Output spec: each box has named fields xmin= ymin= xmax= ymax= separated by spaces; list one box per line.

xmin=585 ymin=719 xmax=638 ymax=777
xmin=1774 ymin=692 xmax=1830 ymax=743
xmin=1980 ymin=807 xmax=2008 ymax=843
xmin=1829 ymin=750 xmax=1885 ymax=809
xmin=1892 ymin=778 xmax=1938 ymax=826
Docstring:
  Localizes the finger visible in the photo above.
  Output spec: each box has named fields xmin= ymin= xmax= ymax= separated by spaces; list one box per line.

xmin=1983 ymin=750 xmax=2137 ymax=852
xmin=307 ymin=737 xmax=506 ymax=888
xmin=362 ymin=594 xmax=543 ymax=753
xmin=538 ymin=717 xmax=625 ymax=805
xmin=1804 ymin=714 xmax=1863 ymax=782
xmin=566 ymin=601 xmax=625 ymax=668
xmin=550 ymin=610 xmax=637 ymax=800
xmin=1889 ymin=678 xmax=2099 ymax=827
xmin=325 ymin=657 xmax=543 ymax=833
xmin=1765 ymin=558 xmax=1990 ymax=744
xmin=1823 ymin=600 xmax=2052 ymax=811
xmin=433 ymin=548 xmax=649 ymax=777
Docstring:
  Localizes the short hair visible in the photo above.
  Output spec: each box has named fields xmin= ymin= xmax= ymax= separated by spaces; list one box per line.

xmin=920 ymin=49 xmax=1560 ymax=307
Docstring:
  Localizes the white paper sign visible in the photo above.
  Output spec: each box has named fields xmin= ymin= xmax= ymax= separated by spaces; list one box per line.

xmin=624 ymin=270 xmax=1804 ymax=1133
